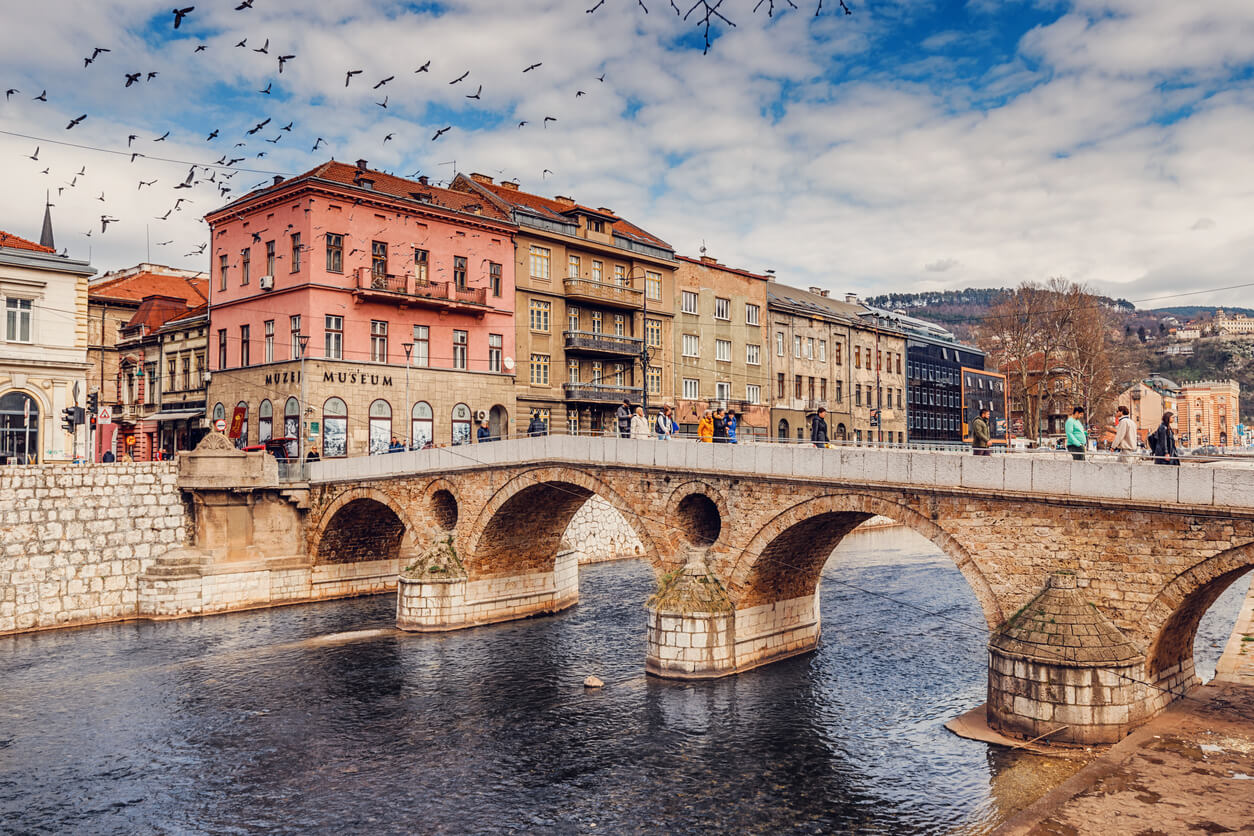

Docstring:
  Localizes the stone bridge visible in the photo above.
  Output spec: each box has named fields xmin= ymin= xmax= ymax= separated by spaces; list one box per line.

xmin=173 ymin=434 xmax=1254 ymax=745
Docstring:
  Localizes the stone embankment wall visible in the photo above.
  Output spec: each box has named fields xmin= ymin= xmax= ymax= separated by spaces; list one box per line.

xmin=563 ymin=495 xmax=645 ymax=564
xmin=0 ymin=463 xmax=186 ymax=634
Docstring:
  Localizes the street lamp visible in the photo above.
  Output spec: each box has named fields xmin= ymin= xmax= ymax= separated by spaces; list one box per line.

xmin=298 ymin=333 xmax=310 ymax=464
xmin=402 ymin=342 xmax=414 ymax=448
xmin=622 ymin=267 xmax=653 ymax=415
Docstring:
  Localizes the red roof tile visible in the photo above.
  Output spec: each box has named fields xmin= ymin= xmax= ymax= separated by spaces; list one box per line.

xmin=0 ymin=229 xmax=55 ymax=253
xmin=473 ymin=181 xmax=672 ymax=250
xmin=123 ymin=295 xmax=197 ymax=333
xmin=90 ymin=269 xmax=209 ymax=307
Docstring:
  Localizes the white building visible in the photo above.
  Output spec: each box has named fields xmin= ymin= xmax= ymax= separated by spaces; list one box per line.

xmin=0 ymin=212 xmax=96 ymax=463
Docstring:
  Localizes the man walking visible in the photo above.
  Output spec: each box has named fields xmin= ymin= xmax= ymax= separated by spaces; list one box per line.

xmin=655 ymin=405 xmax=675 ymax=440
xmin=1065 ymin=406 xmax=1087 ymax=461
xmin=725 ymin=410 xmax=738 ymax=444
xmin=527 ymin=411 xmax=547 ymax=437
xmin=810 ymin=407 xmax=829 ymax=448
xmin=616 ymin=399 xmax=632 ymax=439
xmin=712 ymin=408 xmax=728 ymax=443
xmin=1110 ymin=405 xmax=1137 ymax=462
xmin=971 ymin=408 xmax=992 ymax=456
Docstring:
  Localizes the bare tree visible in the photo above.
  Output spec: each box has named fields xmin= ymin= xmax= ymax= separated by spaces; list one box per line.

xmin=978 ymin=281 xmax=1058 ymax=440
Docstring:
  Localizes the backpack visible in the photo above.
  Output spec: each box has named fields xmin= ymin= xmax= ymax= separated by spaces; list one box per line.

xmin=1148 ymin=430 xmax=1159 ymax=456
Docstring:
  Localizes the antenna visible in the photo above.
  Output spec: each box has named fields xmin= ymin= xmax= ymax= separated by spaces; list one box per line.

xmin=438 ymin=160 xmax=457 ymax=185
xmin=699 ymin=239 xmax=707 ymax=257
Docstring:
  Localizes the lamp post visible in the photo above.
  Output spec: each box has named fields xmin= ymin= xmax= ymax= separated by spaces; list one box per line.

xmin=402 ymin=342 xmax=414 ymax=448
xmin=622 ymin=267 xmax=652 ymax=416
xmin=298 ymin=333 xmax=310 ymax=464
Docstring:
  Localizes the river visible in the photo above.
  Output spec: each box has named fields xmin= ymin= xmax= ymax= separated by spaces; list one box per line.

xmin=1 ymin=527 xmax=1246 ymax=835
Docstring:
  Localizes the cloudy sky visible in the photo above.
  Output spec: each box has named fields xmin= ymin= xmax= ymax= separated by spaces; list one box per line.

xmin=2 ymin=0 xmax=1254 ymax=306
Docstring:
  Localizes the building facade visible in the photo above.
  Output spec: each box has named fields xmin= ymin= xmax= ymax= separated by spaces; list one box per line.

xmin=766 ymin=284 xmax=856 ymax=442
xmin=961 ymin=368 xmax=1010 ymax=444
xmin=672 ymin=255 xmax=770 ymax=437
xmin=0 ymin=226 xmax=95 ymax=463
xmin=451 ymin=173 xmax=677 ymax=436
xmin=1213 ymin=310 xmax=1254 ymax=337
xmin=153 ymin=304 xmax=209 ymax=455
xmin=1178 ymin=379 xmax=1240 ymax=447
xmin=850 ymin=306 xmax=909 ymax=444
xmin=205 ymin=161 xmax=519 ymax=457
xmin=1117 ymin=377 xmax=1180 ymax=445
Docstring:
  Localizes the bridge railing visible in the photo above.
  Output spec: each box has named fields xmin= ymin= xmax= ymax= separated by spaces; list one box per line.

xmin=305 ymin=431 xmax=1254 ymax=510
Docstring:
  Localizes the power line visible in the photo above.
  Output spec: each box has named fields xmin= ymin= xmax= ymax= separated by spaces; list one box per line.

xmin=0 ymin=129 xmax=294 ymax=177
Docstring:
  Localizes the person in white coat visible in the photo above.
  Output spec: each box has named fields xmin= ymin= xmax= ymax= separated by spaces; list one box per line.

xmin=1111 ymin=405 xmax=1138 ymax=462
xmin=630 ymin=406 xmax=651 ymax=440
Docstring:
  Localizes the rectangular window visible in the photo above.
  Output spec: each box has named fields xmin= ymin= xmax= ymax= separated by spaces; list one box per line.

xmin=613 ymin=314 xmax=625 ymax=336
xmin=776 ymin=332 xmax=784 ymax=356
xmin=371 ymin=320 xmax=388 ymax=363
xmin=4 ymin=298 xmax=32 ymax=342
xmin=897 ymin=354 xmax=903 ymax=375
xmin=591 ymin=361 xmax=602 ymax=383
xmin=856 ymin=384 xmax=862 ymax=406
xmin=591 ymin=311 xmax=602 ymax=333
xmin=530 ymin=246 xmax=551 ymax=279
xmin=568 ymin=360 xmax=580 ymax=384
xmin=646 ymin=318 xmax=662 ymax=347
xmin=414 ymin=248 xmax=429 ymax=283
xmin=325 ymin=315 xmax=343 ymax=360
xmin=291 ymin=232 xmax=301 ymax=272
xmin=181 ymin=354 xmax=191 ymax=390
xmin=454 ymin=255 xmax=467 ymax=289
xmin=746 ymin=303 xmax=760 ymax=326
xmin=264 ymin=319 xmax=274 ymax=363
xmin=592 ymin=260 xmax=603 ymax=282
xmin=834 ymin=342 xmax=842 ymax=365
xmin=746 ymin=384 xmax=761 ymax=404
xmin=241 ymin=247 xmax=251 ymax=285
xmin=613 ymin=363 xmax=625 ymax=386
xmin=683 ymin=378 xmax=700 ymax=400
xmin=614 ymin=264 xmax=627 ymax=286
xmin=746 ymin=344 xmax=761 ymax=365
xmin=218 ymin=329 xmax=227 ymax=368
xmin=794 ymin=375 xmax=802 ymax=399
xmin=886 ymin=388 xmax=893 ymax=408
xmin=818 ymin=340 xmax=827 ymax=362
xmin=489 ymin=261 xmax=502 ymax=297
xmin=821 ymin=378 xmax=828 ymax=400
xmin=715 ymin=339 xmax=731 ymax=362
xmin=568 ymin=306 xmax=580 ymax=332
xmin=682 ymin=334 xmax=700 ymax=357
xmin=452 ymin=329 xmax=467 ymax=370
xmin=568 ymin=254 xmax=581 ymax=279
xmin=808 ymin=377 xmax=816 ymax=400
xmin=413 ymin=325 xmax=429 ymax=367
xmin=372 ymin=240 xmax=388 ymax=278
xmin=855 ymin=346 xmax=861 ymax=368
xmin=530 ymin=353 xmax=550 ymax=385
xmin=240 ymin=325 xmax=250 ymax=367
xmin=646 ymin=271 xmax=662 ymax=301
xmin=265 ymin=240 xmax=276 ymax=276
xmin=167 ymin=356 xmax=176 ymax=391
xmin=326 ymin=233 xmax=343 ymax=273
xmin=681 ymin=290 xmax=698 ymax=314
xmin=529 ymin=299 xmax=551 ymax=333
xmin=835 ymin=380 xmax=843 ymax=403
xmin=219 ymin=253 xmax=228 ymax=291
xmin=714 ymin=297 xmax=730 ymax=320
xmin=776 ymin=373 xmax=785 ymax=399
xmin=488 ymin=333 xmax=502 ymax=372
xmin=290 ymin=315 xmax=301 ymax=359
xmin=647 ymin=366 xmax=661 ymax=395
xmin=794 ymin=335 xmax=801 ymax=358
xmin=804 ymin=338 xmax=813 ymax=359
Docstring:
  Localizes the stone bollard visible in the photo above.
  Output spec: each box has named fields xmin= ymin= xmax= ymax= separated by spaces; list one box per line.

xmin=986 ymin=571 xmax=1157 ymax=746
xmin=645 ymin=549 xmax=736 ymax=678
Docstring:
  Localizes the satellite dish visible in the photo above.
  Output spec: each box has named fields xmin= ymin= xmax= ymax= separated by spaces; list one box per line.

xmin=504 ymin=356 xmax=515 ymax=371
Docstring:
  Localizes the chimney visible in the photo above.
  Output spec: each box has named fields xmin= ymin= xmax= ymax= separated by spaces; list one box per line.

xmin=554 ymin=195 xmax=576 ymax=207
xmin=700 ymin=255 xmax=717 ymax=265
xmin=597 ymin=207 xmax=614 ymax=216
xmin=820 ymin=290 xmax=830 ymax=298
xmin=355 ymin=159 xmax=368 ymax=171
xmin=499 ymin=180 xmax=519 ymax=191
xmin=845 ymin=293 xmax=859 ymax=304
xmin=469 ymin=173 xmax=494 ymax=185
xmin=272 ymin=175 xmax=284 ymax=186
xmin=417 ymin=175 xmax=429 ymax=186
xmin=809 ymin=287 xmax=824 ymax=296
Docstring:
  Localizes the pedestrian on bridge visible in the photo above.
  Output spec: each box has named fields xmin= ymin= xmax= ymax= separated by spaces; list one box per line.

xmin=697 ymin=409 xmax=714 ymax=442
xmin=810 ymin=407 xmax=829 ymax=448
xmin=527 ymin=411 xmax=547 ymax=437
xmin=655 ymin=405 xmax=675 ymax=440
xmin=713 ymin=408 xmax=728 ymax=443
xmin=1110 ymin=405 xmax=1138 ymax=462
xmin=972 ymin=408 xmax=991 ymax=456
xmin=1065 ymin=406 xmax=1087 ymax=461
xmin=630 ymin=406 xmax=651 ymax=440
xmin=1150 ymin=411 xmax=1180 ymax=465
xmin=725 ymin=410 xmax=738 ymax=443
xmin=476 ymin=421 xmax=492 ymax=444
xmin=616 ymin=399 xmax=632 ymax=439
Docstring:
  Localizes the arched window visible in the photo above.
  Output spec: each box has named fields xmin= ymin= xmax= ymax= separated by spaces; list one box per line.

xmin=212 ymin=402 xmax=226 ymax=422
xmin=411 ymin=402 xmax=433 ymax=449
xmin=369 ymin=399 xmax=392 ymax=455
xmin=258 ymin=399 xmax=273 ymax=443
xmin=777 ymin=419 xmax=789 ymax=440
xmin=0 ymin=391 xmax=40 ymax=464
xmin=284 ymin=397 xmax=300 ymax=458
xmin=234 ymin=401 xmax=249 ymax=449
xmin=836 ymin=423 xmax=847 ymax=441
xmin=451 ymin=403 xmax=472 ymax=446
xmin=323 ymin=397 xmax=347 ymax=458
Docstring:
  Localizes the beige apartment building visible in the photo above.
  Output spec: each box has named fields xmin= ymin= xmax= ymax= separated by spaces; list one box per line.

xmin=672 ymin=255 xmax=771 ymax=437
xmin=766 ymin=284 xmax=907 ymax=443
xmin=452 ymin=174 xmax=677 ymax=435
xmin=1178 ymin=379 xmax=1240 ymax=447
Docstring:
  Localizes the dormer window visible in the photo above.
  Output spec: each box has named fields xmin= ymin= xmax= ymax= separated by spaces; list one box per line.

xmin=588 ymin=219 xmax=604 ymax=233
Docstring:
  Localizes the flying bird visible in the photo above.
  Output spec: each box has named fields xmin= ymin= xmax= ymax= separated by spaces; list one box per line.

xmin=171 ymin=6 xmax=194 ymax=28
xmin=597 ymin=73 xmax=606 ymax=82
xmin=517 ymin=121 xmax=527 ymax=128
xmin=27 ymin=146 xmax=38 ymax=160
xmin=5 ymin=88 xmax=17 ymax=99
xmin=155 ymin=209 xmax=172 ymax=220
xmin=154 ymin=130 xmax=170 ymax=141
xmin=194 ymin=44 xmax=207 ymax=53
xmin=576 ymin=90 xmax=585 ymax=97
xmin=96 ymin=191 xmax=106 ymax=201
xmin=174 ymin=167 xmax=195 ymax=189
xmin=259 ymin=82 xmax=271 ymax=94
xmin=147 ymin=71 xmax=158 ymax=80
xmin=89 ymin=47 xmax=110 ymax=61
xmin=345 ymin=69 xmax=362 ymax=87
xmin=75 ymin=166 xmax=86 ymax=176
xmin=466 ymin=84 xmax=481 ymax=100
xmin=281 ymin=121 xmax=292 ymax=131
xmin=33 ymin=90 xmax=46 ymax=101
xmin=523 ymin=63 xmax=542 ymax=72
xmin=383 ymin=133 xmax=394 ymax=143
xmin=185 ymin=244 xmax=206 ymax=257
xmin=127 ymin=134 xmax=138 ymax=146
xmin=431 ymin=125 xmax=451 ymax=141
xmin=266 ymin=134 xmax=281 ymax=143
xmin=206 ymin=129 xmax=219 ymax=140
xmin=125 ymin=72 xmax=142 ymax=87
xmin=100 ymin=215 xmax=118 ymax=232
xmin=543 ymin=169 xmax=553 ymax=178
xmin=247 ymin=118 xmax=270 ymax=134
xmin=174 ymin=198 xmax=190 ymax=210
xmin=543 ymin=116 xmax=557 ymax=127
xmin=130 ymin=152 xmax=144 ymax=162
xmin=235 ymin=38 xmax=247 ymax=48
xmin=40 ymin=168 xmax=49 ymax=175
xmin=66 ymin=114 xmax=86 ymax=129
xmin=587 ymin=0 xmax=605 ymax=11
xmin=235 ymin=0 xmax=253 ymax=8
xmin=277 ymin=54 xmax=294 ymax=72
xmin=449 ymin=70 xmax=469 ymax=84
xmin=311 ymin=137 xmax=325 ymax=150
xmin=156 ymin=240 xmax=173 ymax=246
xmin=138 ymin=179 xmax=157 ymax=189
xmin=414 ymin=60 xmax=430 ymax=73
xmin=253 ymin=38 xmax=269 ymax=54
xmin=376 ymin=95 xmax=388 ymax=108
xmin=374 ymin=76 xmax=394 ymax=88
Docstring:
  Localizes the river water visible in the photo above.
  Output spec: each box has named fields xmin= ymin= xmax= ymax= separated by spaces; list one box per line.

xmin=1 ymin=527 xmax=1246 ymax=835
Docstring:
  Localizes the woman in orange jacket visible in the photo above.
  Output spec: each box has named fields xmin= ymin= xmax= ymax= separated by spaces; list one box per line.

xmin=697 ymin=409 xmax=714 ymax=442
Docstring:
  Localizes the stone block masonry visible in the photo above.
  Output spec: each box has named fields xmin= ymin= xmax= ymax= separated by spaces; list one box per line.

xmin=564 ymin=494 xmax=645 ymax=564
xmin=0 ymin=462 xmax=187 ymax=634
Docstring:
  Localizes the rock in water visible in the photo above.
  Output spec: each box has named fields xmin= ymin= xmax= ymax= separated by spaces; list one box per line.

xmin=583 ymin=675 xmax=604 ymax=689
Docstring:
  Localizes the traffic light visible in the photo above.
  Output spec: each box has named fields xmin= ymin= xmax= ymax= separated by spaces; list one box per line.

xmin=87 ymin=392 xmax=99 ymax=414
xmin=61 ymin=407 xmax=77 ymax=434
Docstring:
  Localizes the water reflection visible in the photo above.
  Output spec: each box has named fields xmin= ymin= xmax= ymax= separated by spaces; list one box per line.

xmin=0 ymin=527 xmax=1245 ymax=834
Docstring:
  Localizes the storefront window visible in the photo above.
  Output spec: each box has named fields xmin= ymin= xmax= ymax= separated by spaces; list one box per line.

xmin=284 ymin=398 xmax=299 ymax=458
xmin=411 ymin=402 xmax=433 ymax=449
xmin=258 ymin=399 xmax=273 ymax=442
xmin=451 ymin=403 xmax=472 ymax=446
xmin=369 ymin=399 xmax=392 ymax=455
xmin=323 ymin=397 xmax=347 ymax=458
xmin=0 ymin=391 xmax=39 ymax=464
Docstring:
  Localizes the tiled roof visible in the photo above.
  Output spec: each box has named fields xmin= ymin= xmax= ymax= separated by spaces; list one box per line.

xmin=473 ymin=180 xmax=672 ymax=250
xmin=90 ymin=270 xmax=209 ymax=307
xmin=767 ymin=283 xmax=866 ymax=320
xmin=123 ymin=295 xmax=198 ymax=333
xmin=0 ymin=229 xmax=55 ymax=253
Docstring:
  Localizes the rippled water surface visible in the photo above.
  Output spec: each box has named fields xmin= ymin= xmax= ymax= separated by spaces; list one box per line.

xmin=1 ymin=527 xmax=1247 ymax=835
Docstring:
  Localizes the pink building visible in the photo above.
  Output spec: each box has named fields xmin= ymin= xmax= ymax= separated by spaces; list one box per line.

xmin=205 ymin=160 xmax=519 ymax=457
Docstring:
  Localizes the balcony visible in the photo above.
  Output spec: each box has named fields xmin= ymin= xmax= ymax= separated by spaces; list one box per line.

xmin=354 ymin=268 xmax=488 ymax=313
xmin=563 ymin=330 xmax=643 ymax=358
xmin=563 ymin=382 xmax=643 ymax=404
xmin=563 ymin=278 xmax=643 ymax=310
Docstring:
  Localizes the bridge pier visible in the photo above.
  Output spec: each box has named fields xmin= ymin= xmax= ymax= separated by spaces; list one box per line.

xmin=396 ymin=535 xmax=579 ymax=631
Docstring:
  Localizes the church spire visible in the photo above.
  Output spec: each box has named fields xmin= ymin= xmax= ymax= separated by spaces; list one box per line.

xmin=39 ymin=191 xmax=54 ymax=251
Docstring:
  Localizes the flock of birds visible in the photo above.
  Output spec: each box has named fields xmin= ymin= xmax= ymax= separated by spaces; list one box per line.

xmin=8 ymin=0 xmax=851 ymax=256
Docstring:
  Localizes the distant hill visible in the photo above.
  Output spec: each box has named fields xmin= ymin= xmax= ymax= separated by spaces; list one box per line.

xmin=863 ymin=288 xmax=1135 ymax=340
xmin=1148 ymin=306 xmax=1254 ymax=318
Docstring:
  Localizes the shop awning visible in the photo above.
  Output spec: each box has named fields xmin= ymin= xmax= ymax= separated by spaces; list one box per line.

xmin=149 ymin=409 xmax=205 ymax=422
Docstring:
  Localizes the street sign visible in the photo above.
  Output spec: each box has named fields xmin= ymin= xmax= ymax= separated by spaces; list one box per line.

xmin=98 ymin=406 xmax=112 ymax=424
xmin=214 ymin=418 xmax=227 ymax=433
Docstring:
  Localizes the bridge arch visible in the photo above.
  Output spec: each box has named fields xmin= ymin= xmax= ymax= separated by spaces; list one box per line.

xmin=1142 ymin=541 xmax=1254 ymax=681
xmin=311 ymin=486 xmax=421 ymax=566
xmin=727 ymin=493 xmax=1004 ymax=629
xmin=465 ymin=466 xmax=665 ymax=579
